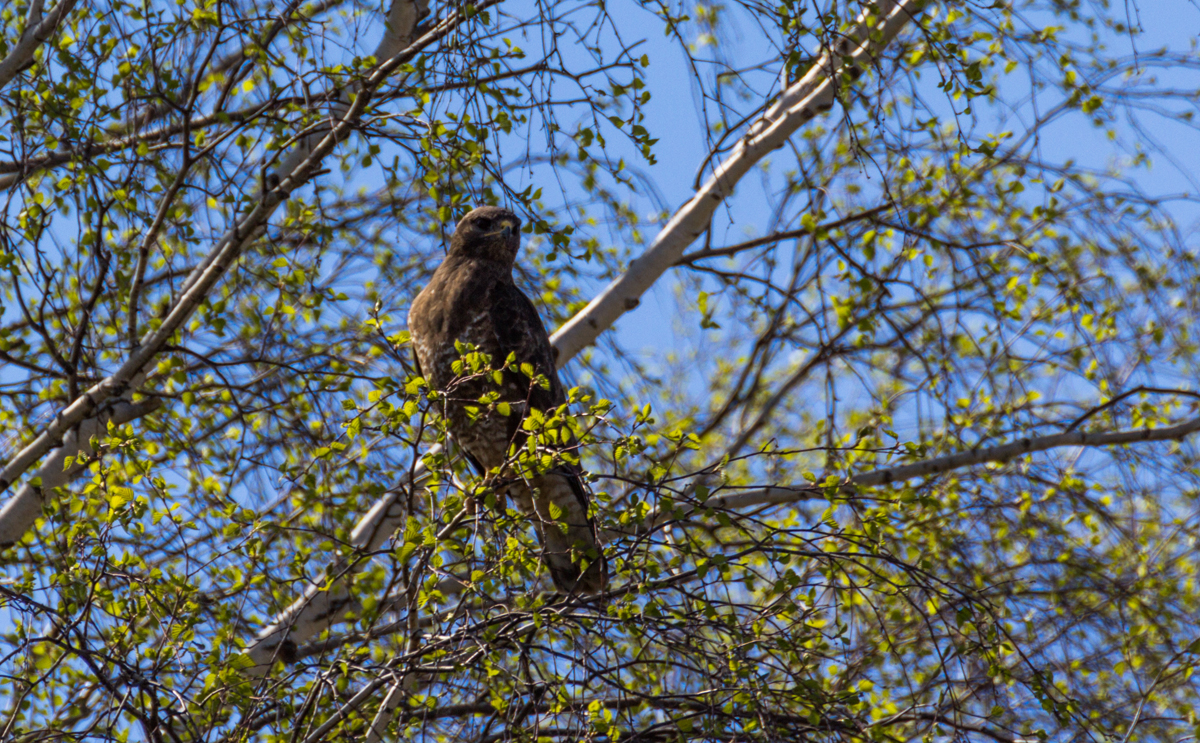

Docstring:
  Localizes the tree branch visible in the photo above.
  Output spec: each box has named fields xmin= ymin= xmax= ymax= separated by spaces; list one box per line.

xmin=0 ymin=396 xmax=161 ymax=548
xmin=0 ymin=0 xmax=77 ymax=90
xmin=0 ymin=0 xmax=452 ymax=548
xmin=623 ymin=412 xmax=1200 ymax=536
xmin=549 ymin=0 xmax=923 ymax=361
xmin=675 ymin=204 xmax=891 ymax=265
xmin=241 ymin=0 xmax=928 ymax=671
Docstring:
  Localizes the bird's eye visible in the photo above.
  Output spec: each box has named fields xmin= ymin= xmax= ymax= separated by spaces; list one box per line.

xmin=473 ymin=217 xmax=492 ymax=230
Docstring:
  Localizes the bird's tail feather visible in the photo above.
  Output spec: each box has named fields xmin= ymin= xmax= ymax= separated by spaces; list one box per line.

xmin=528 ymin=471 xmax=607 ymax=594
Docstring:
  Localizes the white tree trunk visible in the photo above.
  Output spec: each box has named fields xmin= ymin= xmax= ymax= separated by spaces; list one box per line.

xmin=0 ymin=0 xmax=78 ymax=90
xmin=246 ymin=0 xmax=926 ymax=673
xmin=0 ymin=395 xmax=160 ymax=546
xmin=0 ymin=0 xmax=444 ymax=547
xmin=551 ymin=0 xmax=920 ymax=360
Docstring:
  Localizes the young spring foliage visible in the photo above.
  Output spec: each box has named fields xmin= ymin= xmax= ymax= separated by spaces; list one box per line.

xmin=1 ymin=0 xmax=1200 ymax=741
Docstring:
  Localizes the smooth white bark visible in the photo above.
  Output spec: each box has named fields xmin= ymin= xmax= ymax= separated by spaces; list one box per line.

xmin=247 ymin=0 xmax=925 ymax=672
xmin=0 ymin=0 xmax=444 ymax=548
xmin=550 ymin=0 xmax=919 ymax=360
xmin=0 ymin=396 xmax=160 ymax=546
xmin=0 ymin=0 xmax=77 ymax=90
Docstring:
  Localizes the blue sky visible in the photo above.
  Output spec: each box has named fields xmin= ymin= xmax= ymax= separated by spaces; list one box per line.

xmin=574 ymin=0 xmax=1200 ymax=385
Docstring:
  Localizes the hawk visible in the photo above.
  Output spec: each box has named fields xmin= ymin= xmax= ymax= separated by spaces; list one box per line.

xmin=408 ymin=205 xmax=607 ymax=594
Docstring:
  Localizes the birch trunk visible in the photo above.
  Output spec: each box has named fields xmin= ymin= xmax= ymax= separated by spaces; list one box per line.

xmin=0 ymin=396 xmax=161 ymax=546
xmin=0 ymin=0 xmax=442 ymax=548
xmin=245 ymin=0 xmax=926 ymax=670
xmin=550 ymin=0 xmax=921 ymax=359
xmin=0 ymin=0 xmax=78 ymax=90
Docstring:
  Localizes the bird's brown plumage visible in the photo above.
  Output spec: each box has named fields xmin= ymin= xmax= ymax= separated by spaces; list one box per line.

xmin=407 ymin=205 xmax=607 ymax=594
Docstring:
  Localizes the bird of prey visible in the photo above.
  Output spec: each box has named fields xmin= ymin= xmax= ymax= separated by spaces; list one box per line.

xmin=407 ymin=205 xmax=607 ymax=594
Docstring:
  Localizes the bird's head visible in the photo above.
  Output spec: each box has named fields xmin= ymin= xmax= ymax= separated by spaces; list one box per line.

xmin=449 ymin=205 xmax=522 ymax=266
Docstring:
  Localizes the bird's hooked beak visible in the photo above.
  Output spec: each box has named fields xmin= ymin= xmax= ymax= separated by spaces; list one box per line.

xmin=487 ymin=217 xmax=519 ymax=246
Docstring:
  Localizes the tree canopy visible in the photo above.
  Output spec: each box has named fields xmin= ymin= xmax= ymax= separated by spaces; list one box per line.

xmin=3 ymin=0 xmax=1200 ymax=741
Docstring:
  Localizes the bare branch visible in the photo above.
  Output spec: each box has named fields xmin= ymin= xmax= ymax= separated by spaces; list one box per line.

xmin=0 ymin=0 xmax=77 ymax=90
xmin=675 ymin=204 xmax=891 ymax=265
xmin=550 ymin=0 xmax=923 ymax=360
xmin=241 ymin=0 xmax=927 ymax=670
xmin=625 ymin=413 xmax=1200 ymax=536
xmin=0 ymin=0 xmax=457 ymax=547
